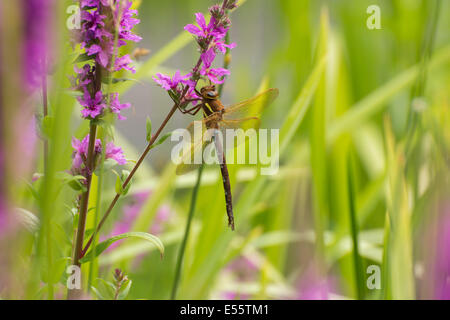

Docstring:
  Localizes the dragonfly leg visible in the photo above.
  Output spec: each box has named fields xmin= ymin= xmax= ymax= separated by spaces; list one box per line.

xmin=194 ymin=88 xmax=202 ymax=97
xmin=180 ymin=104 xmax=202 ymax=115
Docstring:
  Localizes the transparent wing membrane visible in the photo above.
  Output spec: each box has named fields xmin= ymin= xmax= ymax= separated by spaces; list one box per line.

xmin=175 ymin=88 xmax=279 ymax=175
xmin=223 ymin=88 xmax=279 ymax=120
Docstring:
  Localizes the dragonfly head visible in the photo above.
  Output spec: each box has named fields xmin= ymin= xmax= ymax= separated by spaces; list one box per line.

xmin=200 ymin=85 xmax=219 ymax=100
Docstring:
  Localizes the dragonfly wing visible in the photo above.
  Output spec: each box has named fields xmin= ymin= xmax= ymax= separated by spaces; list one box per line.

xmin=175 ymin=119 xmax=218 ymax=175
xmin=223 ymin=88 xmax=279 ymax=120
xmin=216 ymin=117 xmax=261 ymax=152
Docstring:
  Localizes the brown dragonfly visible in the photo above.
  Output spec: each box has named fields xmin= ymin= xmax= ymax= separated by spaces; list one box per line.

xmin=176 ymin=85 xmax=279 ymax=230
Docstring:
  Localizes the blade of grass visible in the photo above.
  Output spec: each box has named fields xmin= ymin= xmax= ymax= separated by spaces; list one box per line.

xmin=347 ymin=150 xmax=365 ymax=299
xmin=171 ymin=164 xmax=204 ymax=300
xmin=328 ymin=45 xmax=450 ymax=142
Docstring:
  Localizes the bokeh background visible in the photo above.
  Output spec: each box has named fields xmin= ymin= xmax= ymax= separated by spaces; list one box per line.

xmin=1 ymin=0 xmax=450 ymax=300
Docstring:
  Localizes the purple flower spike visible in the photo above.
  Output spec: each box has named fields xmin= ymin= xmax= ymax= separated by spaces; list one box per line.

xmin=78 ymin=91 xmax=106 ymax=119
xmin=74 ymin=0 xmax=141 ymax=121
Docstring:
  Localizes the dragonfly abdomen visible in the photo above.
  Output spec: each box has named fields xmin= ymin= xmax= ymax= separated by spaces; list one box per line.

xmin=213 ymin=132 xmax=235 ymax=231
xmin=219 ymin=156 xmax=235 ymax=231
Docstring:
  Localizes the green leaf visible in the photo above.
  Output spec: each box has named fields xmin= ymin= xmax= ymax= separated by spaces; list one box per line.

xmin=90 ymin=286 xmax=106 ymax=300
xmin=149 ymin=132 xmax=172 ymax=150
xmin=117 ymin=279 xmax=132 ymax=300
xmin=114 ymin=172 xmax=123 ymax=195
xmin=94 ymin=158 xmax=118 ymax=175
xmin=80 ymin=232 xmax=164 ymax=263
xmin=55 ymin=172 xmax=87 ymax=192
xmin=74 ymin=53 xmax=94 ymax=63
xmin=279 ymin=55 xmax=328 ymax=154
xmin=328 ymin=45 xmax=450 ymax=142
xmin=96 ymin=278 xmax=116 ymax=300
xmin=41 ymin=257 xmax=71 ymax=284
xmin=146 ymin=116 xmax=152 ymax=142
xmin=114 ymin=170 xmax=131 ymax=195
xmin=112 ymin=78 xmax=138 ymax=84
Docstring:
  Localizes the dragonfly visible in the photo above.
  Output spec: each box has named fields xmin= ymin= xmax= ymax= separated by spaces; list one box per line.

xmin=176 ymin=85 xmax=279 ymax=230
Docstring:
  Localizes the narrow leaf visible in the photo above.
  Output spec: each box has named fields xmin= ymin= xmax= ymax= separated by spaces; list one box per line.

xmin=80 ymin=232 xmax=164 ymax=263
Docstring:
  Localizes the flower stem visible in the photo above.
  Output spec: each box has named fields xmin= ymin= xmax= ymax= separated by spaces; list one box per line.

xmin=42 ymin=73 xmax=48 ymax=172
xmin=171 ymin=30 xmax=232 ymax=299
xmin=82 ymin=100 xmax=181 ymax=255
xmin=171 ymin=164 xmax=204 ymax=300
xmin=68 ymin=122 xmax=97 ymax=299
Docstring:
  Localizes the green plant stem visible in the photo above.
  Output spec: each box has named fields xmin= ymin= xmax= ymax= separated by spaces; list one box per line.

xmin=171 ymin=164 xmax=204 ymax=300
xmin=68 ymin=122 xmax=97 ymax=299
xmin=42 ymin=73 xmax=48 ymax=172
xmin=404 ymin=0 xmax=441 ymax=159
xmin=41 ymin=69 xmax=53 ymax=300
xmin=171 ymin=26 xmax=231 ymax=299
xmin=82 ymin=100 xmax=181 ymax=255
xmin=87 ymin=134 xmax=105 ymax=293
xmin=82 ymin=0 xmax=233 ymax=260
xmin=347 ymin=151 xmax=364 ymax=299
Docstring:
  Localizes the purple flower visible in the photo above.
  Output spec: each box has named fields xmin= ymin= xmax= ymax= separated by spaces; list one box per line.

xmin=184 ymin=13 xmax=227 ymax=41
xmin=153 ymin=71 xmax=190 ymax=91
xmin=74 ymin=0 xmax=141 ymax=122
xmin=116 ymin=0 xmax=142 ymax=46
xmin=109 ymin=93 xmax=131 ymax=120
xmin=78 ymin=90 xmax=106 ymax=119
xmin=71 ymin=134 xmax=126 ymax=174
xmin=296 ymin=265 xmax=335 ymax=300
xmin=72 ymin=64 xmax=94 ymax=91
xmin=155 ymin=3 xmax=237 ymax=107
xmin=199 ymin=47 xmax=231 ymax=84
xmin=105 ymin=142 xmax=127 ymax=165
xmin=81 ymin=0 xmax=111 ymax=7
xmin=214 ymin=40 xmax=236 ymax=54
xmin=71 ymin=135 xmax=102 ymax=171
xmin=201 ymin=67 xmax=230 ymax=84
xmin=115 ymin=54 xmax=136 ymax=73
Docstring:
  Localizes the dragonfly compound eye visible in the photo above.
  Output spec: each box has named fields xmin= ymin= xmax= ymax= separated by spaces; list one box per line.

xmin=207 ymin=91 xmax=218 ymax=98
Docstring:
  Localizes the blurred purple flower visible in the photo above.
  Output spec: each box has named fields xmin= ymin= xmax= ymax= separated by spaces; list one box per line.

xmin=0 ymin=151 xmax=6 ymax=233
xmin=222 ymin=291 xmax=250 ymax=300
xmin=434 ymin=215 xmax=450 ymax=299
xmin=220 ymin=255 xmax=259 ymax=300
xmin=23 ymin=0 xmax=55 ymax=91
xmin=296 ymin=265 xmax=334 ymax=300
